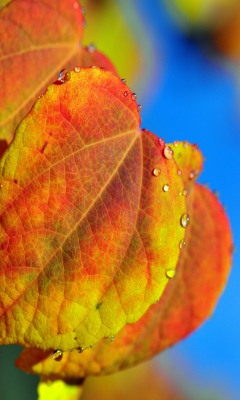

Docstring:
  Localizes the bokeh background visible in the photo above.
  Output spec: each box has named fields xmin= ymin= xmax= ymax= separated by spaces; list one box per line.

xmin=1 ymin=0 xmax=240 ymax=399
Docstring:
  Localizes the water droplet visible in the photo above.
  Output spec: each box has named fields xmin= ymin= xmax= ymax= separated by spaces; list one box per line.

xmin=124 ymin=91 xmax=129 ymax=97
xmin=183 ymin=141 xmax=189 ymax=148
xmin=105 ymin=335 xmax=114 ymax=342
xmin=121 ymin=78 xmax=126 ymax=84
xmin=166 ymin=269 xmax=176 ymax=279
xmin=179 ymin=240 xmax=186 ymax=250
xmin=163 ymin=146 xmax=174 ymax=160
xmin=57 ymin=69 xmax=71 ymax=84
xmin=77 ymin=347 xmax=84 ymax=353
xmin=81 ymin=6 xmax=86 ymax=14
xmin=74 ymin=66 xmax=81 ymax=73
xmin=189 ymin=171 xmax=195 ymax=180
xmin=180 ymin=213 xmax=190 ymax=228
xmin=163 ymin=184 xmax=170 ymax=192
xmin=52 ymin=349 xmax=63 ymax=362
xmin=182 ymin=189 xmax=188 ymax=197
xmin=152 ymin=168 xmax=161 ymax=177
xmin=88 ymin=43 xmax=95 ymax=53
xmin=131 ymin=93 xmax=137 ymax=101
xmin=137 ymin=104 xmax=142 ymax=112
xmin=158 ymin=138 xmax=165 ymax=147
xmin=173 ymin=140 xmax=179 ymax=146
xmin=177 ymin=169 xmax=182 ymax=176
xmin=73 ymin=1 xmax=79 ymax=9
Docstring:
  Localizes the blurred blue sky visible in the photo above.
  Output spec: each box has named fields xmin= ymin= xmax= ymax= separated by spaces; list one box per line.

xmin=132 ymin=0 xmax=240 ymax=398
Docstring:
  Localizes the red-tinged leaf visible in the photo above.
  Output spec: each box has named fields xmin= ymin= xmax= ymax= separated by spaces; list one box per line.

xmin=15 ymin=145 xmax=232 ymax=382
xmin=0 ymin=68 xmax=186 ymax=353
xmin=0 ymin=0 xmax=84 ymax=142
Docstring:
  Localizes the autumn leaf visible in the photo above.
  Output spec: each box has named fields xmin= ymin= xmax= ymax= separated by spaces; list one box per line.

xmin=15 ymin=141 xmax=232 ymax=383
xmin=0 ymin=68 xmax=186 ymax=355
xmin=0 ymin=0 xmax=121 ymax=144
xmin=0 ymin=0 xmax=84 ymax=143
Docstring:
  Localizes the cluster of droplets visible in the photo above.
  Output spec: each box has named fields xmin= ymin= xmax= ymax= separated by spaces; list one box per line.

xmin=121 ymin=79 xmax=142 ymax=112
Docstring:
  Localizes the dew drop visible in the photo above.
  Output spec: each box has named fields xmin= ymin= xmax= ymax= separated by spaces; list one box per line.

xmin=166 ymin=269 xmax=176 ymax=279
xmin=131 ymin=93 xmax=137 ymax=101
xmin=81 ymin=6 xmax=86 ymax=14
xmin=52 ymin=349 xmax=63 ymax=362
xmin=152 ymin=168 xmax=161 ymax=177
xmin=121 ymin=78 xmax=126 ymax=84
xmin=182 ymin=189 xmax=188 ymax=197
xmin=73 ymin=1 xmax=79 ymax=9
xmin=177 ymin=169 xmax=182 ymax=176
xmin=189 ymin=171 xmax=195 ymax=180
xmin=173 ymin=140 xmax=179 ymax=146
xmin=77 ymin=347 xmax=84 ymax=353
xmin=179 ymin=240 xmax=186 ymax=250
xmin=105 ymin=335 xmax=115 ymax=342
xmin=158 ymin=138 xmax=165 ymax=147
xmin=137 ymin=104 xmax=142 ymax=112
xmin=88 ymin=43 xmax=96 ymax=53
xmin=74 ymin=66 xmax=81 ymax=73
xmin=57 ymin=69 xmax=71 ymax=84
xmin=183 ymin=141 xmax=189 ymax=148
xmin=163 ymin=184 xmax=170 ymax=192
xmin=124 ymin=91 xmax=129 ymax=97
xmin=163 ymin=146 xmax=174 ymax=160
xmin=180 ymin=213 xmax=190 ymax=228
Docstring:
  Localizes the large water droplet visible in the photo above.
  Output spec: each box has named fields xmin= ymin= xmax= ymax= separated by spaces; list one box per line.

xmin=180 ymin=213 xmax=190 ymax=228
xmin=166 ymin=269 xmax=176 ymax=279
xmin=163 ymin=146 xmax=174 ymax=160
xmin=163 ymin=184 xmax=170 ymax=192
xmin=74 ymin=66 xmax=81 ymax=73
xmin=52 ymin=349 xmax=63 ymax=362
xmin=152 ymin=168 xmax=161 ymax=177
xmin=57 ymin=69 xmax=71 ymax=84
xmin=131 ymin=93 xmax=137 ymax=101
xmin=179 ymin=240 xmax=186 ymax=250
xmin=88 ymin=43 xmax=96 ymax=53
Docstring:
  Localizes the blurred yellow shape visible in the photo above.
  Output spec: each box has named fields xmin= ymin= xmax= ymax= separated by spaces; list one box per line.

xmin=164 ymin=0 xmax=239 ymax=31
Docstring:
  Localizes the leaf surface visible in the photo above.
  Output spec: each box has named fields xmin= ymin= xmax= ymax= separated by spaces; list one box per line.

xmin=15 ymin=141 xmax=232 ymax=381
xmin=0 ymin=68 xmax=186 ymax=352
xmin=0 ymin=0 xmax=84 ymax=142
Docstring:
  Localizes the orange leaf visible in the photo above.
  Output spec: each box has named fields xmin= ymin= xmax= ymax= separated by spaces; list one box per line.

xmin=0 ymin=0 xmax=84 ymax=142
xmin=15 ymin=144 xmax=232 ymax=382
xmin=0 ymin=68 xmax=186 ymax=353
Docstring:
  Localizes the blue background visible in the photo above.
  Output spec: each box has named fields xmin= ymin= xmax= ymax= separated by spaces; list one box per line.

xmin=135 ymin=1 xmax=240 ymax=399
